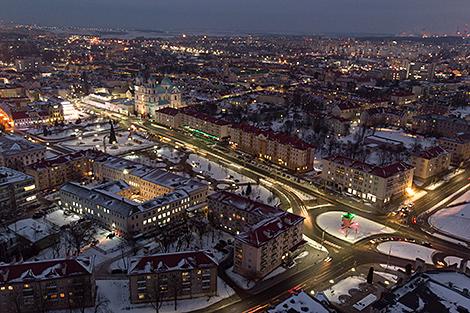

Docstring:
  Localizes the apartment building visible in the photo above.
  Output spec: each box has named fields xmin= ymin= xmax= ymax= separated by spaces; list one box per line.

xmin=0 ymin=257 xmax=96 ymax=313
xmin=321 ymin=155 xmax=414 ymax=206
xmin=411 ymin=146 xmax=450 ymax=180
xmin=234 ymin=212 xmax=304 ymax=279
xmin=0 ymin=134 xmax=46 ymax=170
xmin=229 ymin=124 xmax=315 ymax=172
xmin=208 ymin=191 xmax=284 ymax=235
xmin=0 ymin=167 xmax=37 ymax=219
xmin=128 ymin=251 xmax=217 ymax=303
xmin=0 ymin=100 xmax=64 ymax=129
xmin=154 ymin=107 xmax=182 ymax=129
xmin=25 ymin=150 xmax=97 ymax=191
xmin=179 ymin=107 xmax=230 ymax=139
xmin=411 ymin=114 xmax=470 ymax=137
xmin=438 ymin=134 xmax=470 ymax=165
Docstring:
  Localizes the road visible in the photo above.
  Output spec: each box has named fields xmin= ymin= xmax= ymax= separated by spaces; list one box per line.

xmin=58 ymin=101 xmax=470 ymax=312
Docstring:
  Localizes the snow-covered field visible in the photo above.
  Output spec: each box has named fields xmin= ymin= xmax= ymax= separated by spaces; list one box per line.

xmin=233 ymin=184 xmax=279 ymax=206
xmin=316 ymin=211 xmax=395 ymax=243
xmin=323 ymin=276 xmax=367 ymax=304
xmin=429 ymin=189 xmax=470 ymax=242
xmin=376 ymin=241 xmax=438 ymax=265
xmin=59 ymin=131 xmax=153 ymax=155
xmin=155 ymin=145 xmax=184 ymax=163
xmin=92 ymin=277 xmax=234 ymax=313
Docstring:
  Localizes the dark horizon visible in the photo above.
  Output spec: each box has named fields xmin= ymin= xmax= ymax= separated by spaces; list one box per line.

xmin=0 ymin=0 xmax=469 ymax=36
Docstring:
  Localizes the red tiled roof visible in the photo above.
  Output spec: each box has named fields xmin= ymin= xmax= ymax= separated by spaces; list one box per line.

xmin=412 ymin=146 xmax=448 ymax=160
xmin=0 ymin=258 xmax=94 ymax=283
xmin=236 ymin=212 xmax=304 ymax=247
xmin=157 ymin=107 xmax=179 ymax=116
xmin=232 ymin=123 xmax=314 ymax=150
xmin=181 ymin=107 xmax=230 ymax=126
xmin=325 ymin=155 xmax=414 ymax=178
xmin=128 ymin=251 xmax=217 ymax=275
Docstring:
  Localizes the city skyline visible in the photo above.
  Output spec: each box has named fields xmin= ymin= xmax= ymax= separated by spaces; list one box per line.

xmin=0 ymin=0 xmax=469 ymax=36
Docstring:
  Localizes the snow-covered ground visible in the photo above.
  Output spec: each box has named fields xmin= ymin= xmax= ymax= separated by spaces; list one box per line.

xmin=376 ymin=241 xmax=438 ymax=265
xmin=268 ymin=291 xmax=330 ymax=313
xmin=155 ymin=145 xmax=184 ymax=163
xmin=188 ymin=153 xmax=255 ymax=184
xmin=429 ymin=189 xmax=470 ymax=242
xmin=323 ymin=276 xmax=367 ymax=304
xmin=59 ymin=131 xmax=153 ymax=155
xmin=109 ymin=229 xmax=232 ymax=272
xmin=90 ymin=277 xmax=234 ymax=313
xmin=233 ymin=184 xmax=279 ymax=206
xmin=226 ymin=264 xmax=287 ymax=290
xmin=316 ymin=211 xmax=395 ymax=243
xmin=44 ymin=209 xmax=80 ymax=227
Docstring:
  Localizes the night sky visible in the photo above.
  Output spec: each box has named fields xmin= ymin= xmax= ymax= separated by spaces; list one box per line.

xmin=0 ymin=0 xmax=468 ymax=35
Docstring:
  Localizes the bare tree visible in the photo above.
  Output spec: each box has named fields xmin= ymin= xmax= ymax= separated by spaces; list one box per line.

xmin=65 ymin=220 xmax=96 ymax=256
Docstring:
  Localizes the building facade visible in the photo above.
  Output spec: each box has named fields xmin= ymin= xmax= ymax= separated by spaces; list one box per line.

xmin=229 ymin=124 xmax=315 ymax=172
xmin=128 ymin=251 xmax=217 ymax=303
xmin=411 ymin=146 xmax=450 ymax=180
xmin=25 ymin=150 xmax=96 ymax=191
xmin=438 ymin=134 xmax=470 ymax=165
xmin=321 ymin=156 xmax=414 ymax=207
xmin=134 ymin=77 xmax=183 ymax=118
xmin=0 ymin=258 xmax=96 ymax=313
xmin=234 ymin=212 xmax=304 ymax=279
xmin=208 ymin=191 xmax=284 ymax=235
xmin=0 ymin=135 xmax=46 ymax=170
xmin=59 ymin=154 xmax=208 ymax=236
xmin=0 ymin=167 xmax=37 ymax=219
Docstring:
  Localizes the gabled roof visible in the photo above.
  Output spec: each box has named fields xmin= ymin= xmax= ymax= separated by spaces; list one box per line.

xmin=236 ymin=212 xmax=304 ymax=247
xmin=128 ymin=251 xmax=217 ymax=275
xmin=325 ymin=155 xmax=414 ymax=178
xmin=412 ymin=146 xmax=448 ymax=159
xmin=0 ymin=257 xmax=94 ymax=283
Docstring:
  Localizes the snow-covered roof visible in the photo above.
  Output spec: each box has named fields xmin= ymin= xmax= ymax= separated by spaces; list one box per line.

xmin=208 ymin=191 xmax=281 ymax=217
xmin=128 ymin=251 xmax=217 ymax=275
xmin=7 ymin=218 xmax=56 ymax=243
xmin=0 ymin=257 xmax=94 ymax=283
xmin=0 ymin=134 xmax=45 ymax=156
xmin=268 ymin=291 xmax=331 ymax=313
xmin=374 ymin=270 xmax=470 ymax=313
xmin=236 ymin=211 xmax=304 ymax=247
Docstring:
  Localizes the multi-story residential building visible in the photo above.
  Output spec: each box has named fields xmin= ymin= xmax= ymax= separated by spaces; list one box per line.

xmin=234 ymin=212 xmax=304 ymax=279
xmin=390 ymin=91 xmax=418 ymax=105
xmin=59 ymin=154 xmax=207 ymax=235
xmin=229 ymin=124 xmax=315 ymax=172
xmin=128 ymin=251 xmax=218 ymax=303
xmin=321 ymin=156 xmax=414 ymax=207
xmin=134 ymin=76 xmax=183 ymax=118
xmin=154 ymin=106 xmax=230 ymax=139
xmin=0 ymin=257 xmax=96 ymax=313
xmin=0 ymin=134 xmax=46 ymax=170
xmin=406 ymin=61 xmax=435 ymax=81
xmin=208 ymin=191 xmax=284 ymax=235
xmin=411 ymin=146 xmax=451 ymax=181
xmin=438 ymin=134 xmax=470 ymax=165
xmin=331 ymin=102 xmax=362 ymax=122
xmin=154 ymin=107 xmax=181 ymax=129
xmin=411 ymin=114 xmax=470 ymax=137
xmin=25 ymin=150 xmax=97 ymax=191
xmin=0 ymin=167 xmax=37 ymax=219
xmin=179 ymin=107 xmax=230 ymax=139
